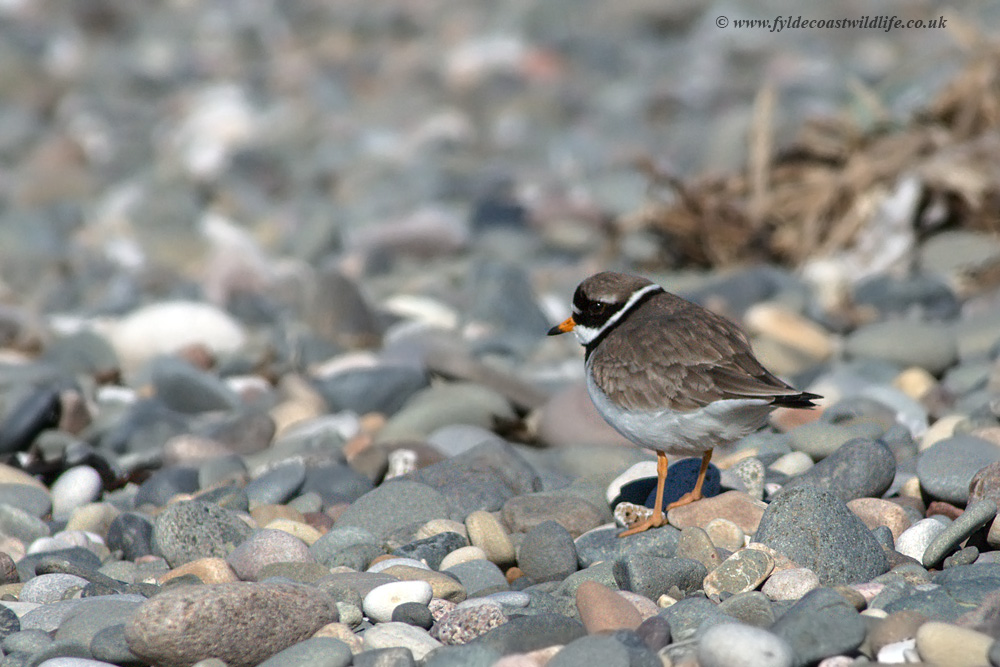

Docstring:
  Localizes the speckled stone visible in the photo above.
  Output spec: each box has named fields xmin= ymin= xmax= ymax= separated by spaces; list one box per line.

xmin=703 ymin=549 xmax=774 ymax=600
xmin=431 ymin=602 xmax=507 ymax=645
xmin=754 ymin=486 xmax=888 ymax=585
xmin=125 ymin=582 xmax=338 ymax=667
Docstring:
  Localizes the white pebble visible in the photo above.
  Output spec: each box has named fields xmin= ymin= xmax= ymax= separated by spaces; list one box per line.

xmin=895 ymin=518 xmax=949 ymax=562
xmin=698 ymin=623 xmax=793 ymax=667
xmin=363 ymin=581 xmax=433 ymax=623
xmin=367 ymin=557 xmax=429 ymax=573
xmin=362 ymin=622 xmax=442 ymax=660
xmin=50 ymin=467 xmax=102 ymax=521
xmin=439 ymin=546 xmax=486 ymax=570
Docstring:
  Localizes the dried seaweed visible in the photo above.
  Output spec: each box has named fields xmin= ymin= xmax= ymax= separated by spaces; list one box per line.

xmin=626 ymin=41 xmax=1000 ymax=272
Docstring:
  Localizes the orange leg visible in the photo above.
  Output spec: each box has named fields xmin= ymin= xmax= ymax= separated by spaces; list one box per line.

xmin=619 ymin=451 xmax=669 ymax=537
xmin=666 ymin=449 xmax=713 ymax=510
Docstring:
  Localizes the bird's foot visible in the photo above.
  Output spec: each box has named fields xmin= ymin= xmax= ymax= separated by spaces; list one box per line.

xmin=618 ymin=511 xmax=666 ymax=538
xmin=666 ymin=490 xmax=703 ymax=510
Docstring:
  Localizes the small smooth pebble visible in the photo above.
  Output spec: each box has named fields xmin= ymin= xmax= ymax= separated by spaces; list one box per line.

xmin=363 ymin=581 xmax=434 ymax=624
xmin=761 ymin=568 xmax=821 ymax=601
xmin=697 ymin=623 xmax=793 ymax=667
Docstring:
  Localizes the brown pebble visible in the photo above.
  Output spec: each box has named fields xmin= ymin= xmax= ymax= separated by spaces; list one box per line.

xmin=312 ymin=622 xmax=362 ymax=653
xmin=159 ymin=558 xmax=239 ymax=585
xmin=251 ymin=504 xmax=305 ymax=527
xmin=505 ymin=566 xmax=525 ymax=584
xmin=847 ymin=498 xmax=913 ymax=541
xmin=576 ymin=580 xmax=642 ymax=634
xmin=868 ymin=610 xmax=929 ymax=655
xmin=926 ymin=501 xmax=963 ymax=520
xmin=303 ymin=512 xmax=334 ymax=533
xmin=667 ymin=491 xmax=766 ymax=534
xmin=831 ymin=584 xmax=867 ymax=610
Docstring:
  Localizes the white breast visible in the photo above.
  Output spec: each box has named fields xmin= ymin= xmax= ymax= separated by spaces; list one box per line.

xmin=585 ymin=369 xmax=775 ymax=456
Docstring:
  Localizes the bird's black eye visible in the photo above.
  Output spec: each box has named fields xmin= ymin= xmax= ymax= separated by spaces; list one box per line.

xmin=592 ymin=301 xmax=609 ymax=314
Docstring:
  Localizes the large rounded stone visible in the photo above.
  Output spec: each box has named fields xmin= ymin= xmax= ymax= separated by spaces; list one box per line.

xmin=754 ymin=486 xmax=888 ymax=585
xmin=125 ymin=582 xmax=337 ymax=667
xmin=335 ymin=481 xmax=448 ymax=541
xmin=152 ymin=501 xmax=254 ymax=567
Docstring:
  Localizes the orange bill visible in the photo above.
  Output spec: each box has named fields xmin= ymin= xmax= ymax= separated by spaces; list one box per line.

xmin=547 ymin=316 xmax=576 ymax=336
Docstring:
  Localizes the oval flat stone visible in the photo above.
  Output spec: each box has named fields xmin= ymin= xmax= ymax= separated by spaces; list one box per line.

xmin=362 ymin=622 xmax=442 ymax=661
xmin=575 ymin=581 xmax=641 ymax=634
xmin=703 ymin=549 xmax=774 ymax=600
xmin=917 ymin=435 xmax=1000 ymax=505
xmin=761 ymin=568 xmax=820 ymax=602
xmin=254 ymin=637 xmax=352 ymax=667
xmin=363 ymin=580 xmax=433 ymax=624
xmin=915 ymin=621 xmax=991 ymax=667
xmin=516 ymin=521 xmax=577 ymax=583
xmin=698 ymin=623 xmax=793 ymax=667
xmin=225 ymin=528 xmax=314 ymax=581
xmin=125 ymin=582 xmax=337 ymax=667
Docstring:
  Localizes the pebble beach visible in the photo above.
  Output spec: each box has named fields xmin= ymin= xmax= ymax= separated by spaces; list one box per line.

xmin=2 ymin=2 xmax=1000 ymax=667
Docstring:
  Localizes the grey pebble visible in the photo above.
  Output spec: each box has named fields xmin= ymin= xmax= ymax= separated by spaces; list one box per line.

xmin=313 ymin=365 xmax=428 ymax=417
xmin=917 ymin=435 xmax=1000 ymax=504
xmin=335 ymin=481 xmax=448 ymax=541
xmin=409 ymin=440 xmax=540 ymax=521
xmin=245 ymin=460 xmax=306 ymax=508
xmin=151 ymin=357 xmax=241 ymax=414
xmin=613 ymin=554 xmax=706 ymax=600
xmin=55 ymin=597 xmax=145 ymax=650
xmin=575 ymin=524 xmax=679 ymax=568
xmin=770 ymin=588 xmax=866 ymax=667
xmin=422 ymin=643 xmax=503 ymax=667
xmin=698 ymin=623 xmax=793 ymax=667
xmin=787 ymin=422 xmax=876 ymax=461
xmin=780 ymin=437 xmax=895 ymax=502
xmin=0 ymin=484 xmax=52 ymax=518
xmin=923 ymin=499 xmax=997 ymax=568
xmin=255 ymin=637 xmax=353 ymax=667
xmin=90 ymin=624 xmax=142 ymax=666
xmin=3 ymin=629 xmax=51 ymax=655
xmin=352 ymin=647 xmax=416 ymax=667
xmin=547 ymin=634 xmax=630 ymax=667
xmin=470 ymin=613 xmax=584 ymax=655
xmin=0 ymin=503 xmax=50 ymax=545
xmin=152 ymin=500 xmax=254 ymax=567
xmin=659 ymin=597 xmax=734 ymax=642
xmin=20 ymin=574 xmax=90 ymax=604
xmin=443 ymin=560 xmax=508 ymax=598
xmin=718 ymin=591 xmax=775 ymax=628
xmin=392 ymin=531 xmax=467 ymax=570
xmin=754 ymin=486 xmax=888 ymax=585
xmin=844 ymin=319 xmax=956 ymax=375
xmin=517 ymin=520 xmax=578 ymax=583
xmin=133 ymin=467 xmax=200 ymax=508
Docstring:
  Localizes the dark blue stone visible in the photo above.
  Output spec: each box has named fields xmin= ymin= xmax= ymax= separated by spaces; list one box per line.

xmin=134 ymin=467 xmax=200 ymax=507
xmin=0 ymin=386 xmax=61 ymax=454
xmin=106 ymin=512 xmax=154 ymax=561
xmin=643 ymin=459 xmax=721 ymax=508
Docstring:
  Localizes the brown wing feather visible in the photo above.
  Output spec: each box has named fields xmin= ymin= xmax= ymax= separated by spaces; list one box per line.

xmin=590 ymin=296 xmax=802 ymax=412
